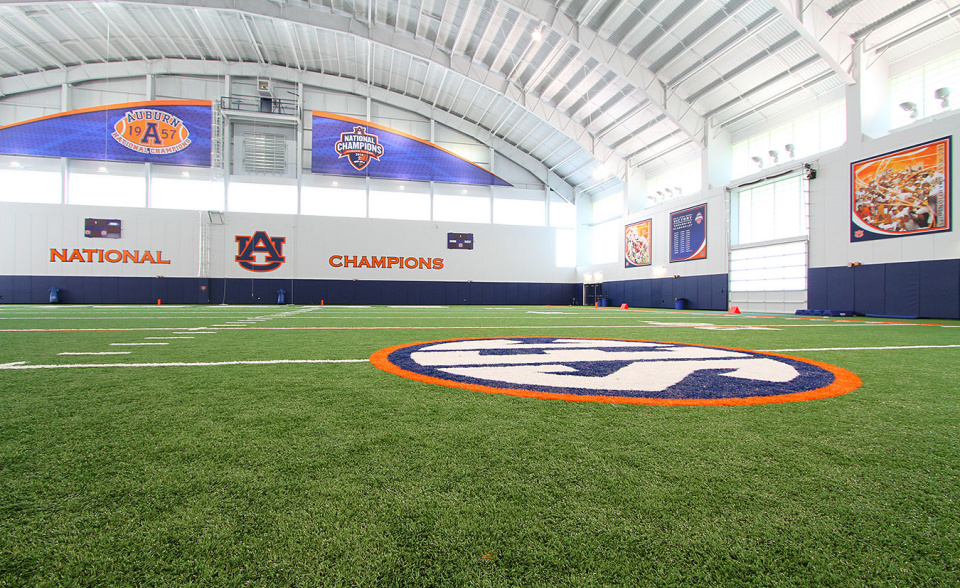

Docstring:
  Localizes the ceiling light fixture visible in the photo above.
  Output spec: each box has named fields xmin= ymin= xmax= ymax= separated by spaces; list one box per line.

xmin=751 ymin=156 xmax=763 ymax=168
xmin=785 ymin=144 xmax=795 ymax=158
xmin=531 ymin=27 xmax=542 ymax=42
xmin=769 ymin=149 xmax=779 ymax=164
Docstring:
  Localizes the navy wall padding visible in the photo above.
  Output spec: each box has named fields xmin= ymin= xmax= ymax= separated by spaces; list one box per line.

xmin=0 ymin=275 xmax=580 ymax=306
xmin=920 ymin=260 xmax=960 ymax=318
xmin=827 ymin=266 xmax=856 ymax=311
xmin=599 ymin=274 xmax=728 ymax=311
xmin=808 ymin=259 xmax=960 ymax=319
xmin=854 ymin=264 xmax=886 ymax=316
xmin=884 ymin=263 xmax=920 ymax=317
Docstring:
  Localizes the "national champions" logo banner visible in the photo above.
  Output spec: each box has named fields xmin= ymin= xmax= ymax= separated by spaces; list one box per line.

xmin=0 ymin=100 xmax=212 ymax=167
xmin=311 ymin=112 xmax=511 ymax=186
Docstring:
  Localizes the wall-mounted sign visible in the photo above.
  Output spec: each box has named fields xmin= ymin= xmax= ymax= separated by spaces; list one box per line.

xmin=670 ymin=204 xmax=707 ymax=263
xmin=624 ymin=219 xmax=651 ymax=267
xmin=235 ymin=231 xmax=286 ymax=272
xmin=0 ymin=100 xmax=212 ymax=167
xmin=851 ymin=136 xmax=951 ymax=242
xmin=311 ymin=112 xmax=511 ymax=186
xmin=50 ymin=248 xmax=170 ymax=264
xmin=84 ymin=219 xmax=121 ymax=239
xmin=328 ymin=255 xmax=444 ymax=270
xmin=447 ymin=233 xmax=474 ymax=250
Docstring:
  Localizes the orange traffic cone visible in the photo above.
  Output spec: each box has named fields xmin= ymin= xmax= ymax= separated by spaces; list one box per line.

xmin=620 ymin=303 xmax=629 ymax=310
xmin=728 ymin=306 xmax=741 ymax=314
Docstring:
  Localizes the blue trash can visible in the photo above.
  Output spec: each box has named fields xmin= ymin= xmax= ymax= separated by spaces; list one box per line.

xmin=277 ymin=288 xmax=286 ymax=304
xmin=674 ymin=297 xmax=687 ymax=310
xmin=599 ymin=297 xmax=608 ymax=307
xmin=48 ymin=287 xmax=60 ymax=304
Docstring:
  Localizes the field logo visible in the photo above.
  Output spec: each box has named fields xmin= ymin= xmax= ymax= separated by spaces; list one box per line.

xmin=371 ymin=337 xmax=861 ymax=406
xmin=112 ymin=109 xmax=192 ymax=155
xmin=235 ymin=231 xmax=286 ymax=272
xmin=335 ymin=126 xmax=384 ymax=171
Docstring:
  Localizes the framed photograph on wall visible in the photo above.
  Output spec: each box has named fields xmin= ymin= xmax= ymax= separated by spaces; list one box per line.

xmin=670 ymin=204 xmax=707 ymax=263
xmin=624 ymin=219 xmax=652 ymax=267
xmin=851 ymin=136 xmax=951 ymax=242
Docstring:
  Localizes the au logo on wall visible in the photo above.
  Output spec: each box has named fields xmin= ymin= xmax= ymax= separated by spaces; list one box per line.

xmin=235 ymin=231 xmax=286 ymax=272
xmin=0 ymin=100 xmax=211 ymax=166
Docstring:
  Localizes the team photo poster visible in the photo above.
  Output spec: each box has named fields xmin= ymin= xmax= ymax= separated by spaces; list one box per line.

xmin=624 ymin=219 xmax=652 ymax=268
xmin=851 ymin=136 xmax=951 ymax=242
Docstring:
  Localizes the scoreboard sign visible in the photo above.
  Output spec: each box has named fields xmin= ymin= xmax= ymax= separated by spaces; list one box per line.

xmin=448 ymin=233 xmax=474 ymax=250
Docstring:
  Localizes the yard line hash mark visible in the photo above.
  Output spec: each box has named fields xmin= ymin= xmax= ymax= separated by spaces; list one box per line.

xmin=0 ymin=359 xmax=370 ymax=370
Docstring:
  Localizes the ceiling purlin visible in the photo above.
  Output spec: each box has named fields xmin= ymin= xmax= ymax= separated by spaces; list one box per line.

xmin=850 ymin=0 xmax=934 ymax=40
xmin=194 ymin=10 xmax=231 ymax=63
xmin=684 ymin=30 xmax=802 ymax=103
xmin=629 ymin=0 xmax=707 ymax=61
xmin=648 ymin=0 xmax=752 ymax=74
xmin=136 ymin=5 xmax=187 ymax=60
xmin=94 ymin=4 xmax=150 ymax=62
xmin=124 ymin=5 xmax=176 ymax=59
xmin=240 ymin=12 xmax=269 ymax=64
xmin=41 ymin=7 xmax=107 ymax=63
xmin=702 ymin=54 xmax=821 ymax=119
xmin=0 ymin=30 xmax=45 ymax=73
xmin=665 ymin=7 xmax=778 ymax=89
xmin=14 ymin=8 xmax=85 ymax=65
xmin=0 ymin=10 xmax=66 ymax=69
xmin=513 ymin=0 xmax=704 ymax=153
xmin=609 ymin=0 xmax=668 ymax=51
xmin=717 ymin=68 xmax=834 ymax=129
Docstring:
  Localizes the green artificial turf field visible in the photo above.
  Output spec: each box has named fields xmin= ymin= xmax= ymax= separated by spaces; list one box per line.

xmin=0 ymin=304 xmax=958 ymax=587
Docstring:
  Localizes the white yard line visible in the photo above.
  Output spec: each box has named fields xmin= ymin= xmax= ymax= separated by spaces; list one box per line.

xmin=0 ymin=359 xmax=370 ymax=370
xmin=759 ymin=345 xmax=960 ymax=352
xmin=144 ymin=337 xmax=194 ymax=339
xmin=58 ymin=352 xmax=132 ymax=356
xmin=109 ymin=342 xmax=169 ymax=346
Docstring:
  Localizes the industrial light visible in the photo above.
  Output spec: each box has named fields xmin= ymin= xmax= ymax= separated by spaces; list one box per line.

xmin=785 ymin=144 xmax=795 ymax=158
xmin=330 ymin=181 xmax=338 ymax=187
xmin=97 ymin=166 xmax=109 ymax=173
xmin=531 ymin=28 xmax=542 ymax=42
xmin=8 ymin=161 xmax=22 ymax=168
xmin=751 ymin=156 xmax=763 ymax=168
xmin=769 ymin=149 xmax=779 ymax=164
xmin=935 ymin=87 xmax=950 ymax=109
xmin=900 ymin=101 xmax=918 ymax=119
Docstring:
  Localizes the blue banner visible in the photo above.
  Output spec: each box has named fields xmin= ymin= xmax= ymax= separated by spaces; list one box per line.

xmin=311 ymin=111 xmax=510 ymax=186
xmin=670 ymin=204 xmax=707 ymax=263
xmin=0 ymin=100 xmax=212 ymax=167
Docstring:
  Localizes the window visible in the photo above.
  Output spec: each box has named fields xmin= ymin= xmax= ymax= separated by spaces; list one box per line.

xmin=493 ymin=188 xmax=545 ymax=226
xmin=0 ymin=166 xmax=60 ymax=204
xmin=732 ymin=175 xmax=807 ymax=245
xmin=591 ymin=218 xmax=619 ymax=265
xmin=151 ymin=167 xmax=222 ymax=211
xmin=369 ymin=180 xmax=430 ymax=221
xmin=68 ymin=161 xmax=145 ymax=208
xmin=228 ymin=181 xmax=297 ymax=214
xmin=434 ymin=185 xmax=491 ymax=223
xmin=731 ymin=101 xmax=845 ymax=179
xmin=592 ymin=191 xmax=622 ymax=223
xmin=646 ymin=158 xmax=701 ymax=204
xmin=301 ymin=176 xmax=367 ymax=217
xmin=891 ymin=51 xmax=960 ymax=128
